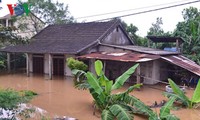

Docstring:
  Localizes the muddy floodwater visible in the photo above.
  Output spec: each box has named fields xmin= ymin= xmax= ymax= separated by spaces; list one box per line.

xmin=0 ymin=73 xmax=200 ymax=120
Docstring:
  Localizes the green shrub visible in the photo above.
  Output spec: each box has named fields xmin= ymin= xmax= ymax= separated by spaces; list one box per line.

xmin=67 ymin=57 xmax=88 ymax=71
xmin=0 ymin=89 xmax=37 ymax=110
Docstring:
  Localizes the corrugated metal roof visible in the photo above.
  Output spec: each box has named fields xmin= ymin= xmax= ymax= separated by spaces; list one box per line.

xmin=162 ymin=55 xmax=200 ymax=76
xmin=100 ymin=44 xmax=180 ymax=55
xmin=78 ymin=52 xmax=160 ymax=62
xmin=147 ymin=36 xmax=184 ymax=43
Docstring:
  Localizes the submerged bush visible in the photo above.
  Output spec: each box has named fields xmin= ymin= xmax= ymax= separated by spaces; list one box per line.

xmin=0 ymin=89 xmax=38 ymax=119
xmin=67 ymin=57 xmax=88 ymax=71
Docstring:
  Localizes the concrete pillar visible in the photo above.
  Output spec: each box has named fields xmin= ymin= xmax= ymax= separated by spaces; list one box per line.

xmin=136 ymin=64 xmax=141 ymax=84
xmin=25 ymin=53 xmax=30 ymax=77
xmin=48 ymin=54 xmax=52 ymax=80
xmin=7 ymin=53 xmax=11 ymax=73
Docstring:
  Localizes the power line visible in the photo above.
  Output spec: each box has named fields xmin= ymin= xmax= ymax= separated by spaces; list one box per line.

xmin=78 ymin=0 xmax=200 ymax=22
xmin=75 ymin=0 xmax=195 ymax=20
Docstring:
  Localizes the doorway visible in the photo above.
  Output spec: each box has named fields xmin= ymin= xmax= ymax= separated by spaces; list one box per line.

xmin=32 ymin=55 xmax=44 ymax=74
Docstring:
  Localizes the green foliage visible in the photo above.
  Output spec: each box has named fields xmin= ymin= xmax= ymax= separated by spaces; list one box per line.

xmin=27 ymin=0 xmax=74 ymax=24
xmin=191 ymin=79 xmax=200 ymax=103
xmin=0 ymin=89 xmax=37 ymax=110
xmin=67 ymin=57 xmax=88 ymax=71
xmin=102 ymin=110 xmax=114 ymax=120
xmin=159 ymin=97 xmax=179 ymax=120
xmin=72 ymin=60 xmax=178 ymax=120
xmin=109 ymin=104 xmax=133 ymax=120
xmin=164 ymin=79 xmax=200 ymax=108
xmin=174 ymin=7 xmax=200 ymax=64
xmin=0 ymin=26 xmax=28 ymax=48
xmin=73 ymin=60 xmax=141 ymax=119
xmin=147 ymin=17 xmax=164 ymax=36
xmin=112 ymin=64 xmax=139 ymax=90
xmin=67 ymin=57 xmax=88 ymax=88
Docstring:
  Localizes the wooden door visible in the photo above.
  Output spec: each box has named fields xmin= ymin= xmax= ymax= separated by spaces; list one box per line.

xmin=32 ymin=56 xmax=44 ymax=74
xmin=53 ymin=58 xmax=64 ymax=76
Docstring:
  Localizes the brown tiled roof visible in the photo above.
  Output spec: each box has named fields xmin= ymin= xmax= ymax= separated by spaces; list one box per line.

xmin=1 ymin=20 xmax=122 ymax=54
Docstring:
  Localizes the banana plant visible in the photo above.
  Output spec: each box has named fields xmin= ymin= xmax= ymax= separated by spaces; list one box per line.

xmin=72 ymin=60 xmax=179 ymax=120
xmin=164 ymin=79 xmax=200 ymax=108
xmin=72 ymin=60 xmax=143 ymax=119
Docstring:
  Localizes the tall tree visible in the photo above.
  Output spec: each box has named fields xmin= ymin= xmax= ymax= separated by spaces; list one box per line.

xmin=147 ymin=17 xmax=164 ymax=36
xmin=14 ymin=0 xmax=74 ymax=37
xmin=122 ymin=21 xmax=148 ymax=46
xmin=27 ymin=0 xmax=74 ymax=24
xmin=174 ymin=7 xmax=200 ymax=64
xmin=147 ymin=17 xmax=173 ymax=49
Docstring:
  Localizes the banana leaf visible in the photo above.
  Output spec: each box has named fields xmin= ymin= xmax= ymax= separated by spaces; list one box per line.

xmin=191 ymin=79 xmax=200 ymax=103
xmin=165 ymin=115 xmax=180 ymax=120
xmin=105 ymin=80 xmax=113 ymax=95
xmin=109 ymin=104 xmax=133 ymax=120
xmin=160 ymin=97 xmax=176 ymax=118
xmin=95 ymin=60 xmax=103 ymax=76
xmin=101 ymin=109 xmax=114 ymax=120
xmin=123 ymin=94 xmax=154 ymax=116
xmin=168 ymin=79 xmax=190 ymax=107
xmin=86 ymin=72 xmax=106 ymax=108
xmin=112 ymin=64 xmax=139 ymax=90
xmin=163 ymin=92 xmax=189 ymax=106
xmin=86 ymin=72 xmax=103 ymax=95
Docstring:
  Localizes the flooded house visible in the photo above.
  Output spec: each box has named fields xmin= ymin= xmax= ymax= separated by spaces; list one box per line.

xmin=1 ymin=20 xmax=200 ymax=85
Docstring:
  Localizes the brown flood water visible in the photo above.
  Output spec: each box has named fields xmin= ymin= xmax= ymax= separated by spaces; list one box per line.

xmin=0 ymin=73 xmax=200 ymax=120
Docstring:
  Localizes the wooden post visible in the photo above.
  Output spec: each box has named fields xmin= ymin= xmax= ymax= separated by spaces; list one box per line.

xmin=26 ymin=53 xmax=30 ymax=77
xmin=176 ymin=39 xmax=179 ymax=52
xmin=7 ymin=53 xmax=11 ymax=73
xmin=103 ymin=61 xmax=106 ymax=73
xmin=136 ymin=64 xmax=141 ymax=84
xmin=48 ymin=54 xmax=52 ymax=80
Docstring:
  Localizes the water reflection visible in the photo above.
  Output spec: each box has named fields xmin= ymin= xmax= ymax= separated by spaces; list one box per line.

xmin=0 ymin=74 xmax=199 ymax=120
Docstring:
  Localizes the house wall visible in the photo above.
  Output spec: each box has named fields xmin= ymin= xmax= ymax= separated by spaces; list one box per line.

xmin=141 ymin=60 xmax=161 ymax=85
xmin=102 ymin=27 xmax=132 ymax=45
